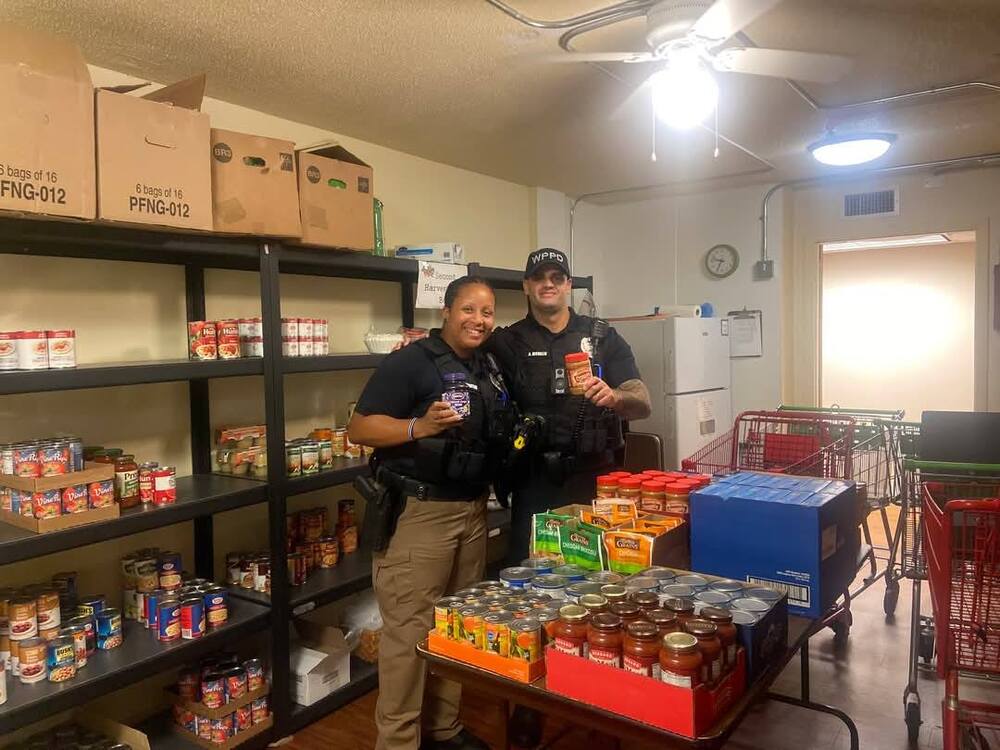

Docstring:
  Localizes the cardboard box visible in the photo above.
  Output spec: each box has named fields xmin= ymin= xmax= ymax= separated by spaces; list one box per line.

xmin=690 ymin=471 xmax=861 ymax=618
xmin=296 ymin=144 xmax=374 ymax=250
xmin=0 ymin=25 xmax=95 ymax=219
xmin=427 ymin=631 xmax=545 ymax=683
xmin=210 ymin=129 xmax=301 ymax=237
xmin=291 ymin=613 xmax=351 ymax=706
xmin=736 ymin=590 xmax=788 ymax=683
xmin=96 ymin=75 xmax=212 ymax=230
xmin=75 ymin=712 xmax=152 ymax=750
xmin=545 ymin=647 xmax=746 ymax=738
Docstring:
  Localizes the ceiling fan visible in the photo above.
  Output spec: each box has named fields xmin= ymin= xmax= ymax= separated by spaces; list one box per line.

xmin=549 ymin=0 xmax=852 ymax=129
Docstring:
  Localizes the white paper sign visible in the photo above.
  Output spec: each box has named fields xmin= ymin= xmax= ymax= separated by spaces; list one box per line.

xmin=727 ymin=310 xmax=763 ymax=358
xmin=415 ymin=261 xmax=468 ymax=309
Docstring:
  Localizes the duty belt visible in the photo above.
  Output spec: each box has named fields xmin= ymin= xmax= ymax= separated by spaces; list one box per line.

xmin=376 ymin=467 xmax=483 ymax=501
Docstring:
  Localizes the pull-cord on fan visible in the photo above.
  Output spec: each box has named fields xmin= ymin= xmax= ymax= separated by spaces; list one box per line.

xmin=549 ymin=0 xmax=852 ymax=131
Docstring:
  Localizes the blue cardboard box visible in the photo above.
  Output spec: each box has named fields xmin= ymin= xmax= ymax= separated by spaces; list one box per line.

xmin=690 ymin=472 xmax=860 ymax=618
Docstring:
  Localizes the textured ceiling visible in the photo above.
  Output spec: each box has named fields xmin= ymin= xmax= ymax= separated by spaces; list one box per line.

xmin=3 ymin=0 xmax=1000 ymax=198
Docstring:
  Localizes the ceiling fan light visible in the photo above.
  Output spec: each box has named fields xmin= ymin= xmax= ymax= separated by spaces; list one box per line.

xmin=808 ymin=132 xmax=896 ymax=166
xmin=650 ymin=61 xmax=719 ymax=130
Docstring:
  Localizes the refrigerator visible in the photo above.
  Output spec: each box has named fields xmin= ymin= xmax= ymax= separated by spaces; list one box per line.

xmin=613 ymin=316 xmax=732 ymax=469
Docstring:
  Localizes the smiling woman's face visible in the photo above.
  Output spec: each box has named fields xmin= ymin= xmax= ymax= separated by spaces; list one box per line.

xmin=442 ymin=282 xmax=495 ymax=355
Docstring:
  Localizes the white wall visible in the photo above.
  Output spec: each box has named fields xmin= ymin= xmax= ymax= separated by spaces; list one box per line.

xmin=573 ymin=185 xmax=785 ymax=416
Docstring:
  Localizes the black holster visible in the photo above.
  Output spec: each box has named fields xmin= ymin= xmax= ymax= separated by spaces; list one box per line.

xmin=354 ymin=474 xmax=403 ymax=553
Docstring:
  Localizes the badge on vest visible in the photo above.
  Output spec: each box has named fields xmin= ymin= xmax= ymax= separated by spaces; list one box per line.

xmin=580 ymin=337 xmax=593 ymax=355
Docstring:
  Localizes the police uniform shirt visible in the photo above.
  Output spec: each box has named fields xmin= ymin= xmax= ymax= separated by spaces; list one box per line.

xmin=488 ymin=309 xmax=641 ymax=394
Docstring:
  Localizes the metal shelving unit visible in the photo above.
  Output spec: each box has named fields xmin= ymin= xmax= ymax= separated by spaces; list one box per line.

xmin=0 ymin=219 xmax=552 ymax=740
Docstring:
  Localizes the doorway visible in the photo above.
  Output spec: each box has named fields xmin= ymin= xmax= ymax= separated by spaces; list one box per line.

xmin=820 ymin=231 xmax=977 ymax=421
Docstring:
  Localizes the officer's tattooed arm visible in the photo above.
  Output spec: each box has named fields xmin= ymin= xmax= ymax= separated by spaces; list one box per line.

xmin=612 ymin=378 xmax=652 ymax=420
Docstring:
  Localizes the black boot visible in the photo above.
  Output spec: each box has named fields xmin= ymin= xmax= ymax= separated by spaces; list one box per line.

xmin=420 ymin=728 xmax=490 ymax=750
xmin=508 ymin=705 xmax=543 ymax=749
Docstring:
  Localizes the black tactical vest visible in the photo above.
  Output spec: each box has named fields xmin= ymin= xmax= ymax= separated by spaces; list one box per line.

xmin=376 ymin=334 xmax=513 ymax=492
xmin=504 ymin=315 xmax=623 ymax=456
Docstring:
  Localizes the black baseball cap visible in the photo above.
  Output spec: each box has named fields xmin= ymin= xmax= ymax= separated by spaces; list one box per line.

xmin=524 ymin=248 xmax=571 ymax=279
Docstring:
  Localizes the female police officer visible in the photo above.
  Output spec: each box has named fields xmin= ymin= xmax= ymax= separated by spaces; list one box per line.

xmin=348 ymin=276 xmax=511 ymax=750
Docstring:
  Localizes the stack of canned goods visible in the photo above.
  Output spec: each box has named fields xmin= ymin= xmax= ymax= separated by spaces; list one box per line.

xmin=172 ymin=652 xmax=271 ymax=742
xmin=120 ymin=548 xmax=229 ymax=640
xmin=10 ymin=721 xmax=133 ymax=750
xmin=1 ymin=571 xmax=124 ymax=687
xmin=280 ymin=316 xmax=329 ymax=357
xmin=432 ymin=580 xmax=555 ymax=663
xmin=188 ymin=318 xmax=265 ymax=361
xmin=226 ymin=551 xmax=273 ymax=595
xmin=0 ymin=329 xmax=76 ymax=371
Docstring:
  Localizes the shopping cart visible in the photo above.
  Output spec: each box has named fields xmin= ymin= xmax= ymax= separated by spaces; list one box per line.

xmin=882 ymin=421 xmax=923 ymax=616
xmin=920 ymin=463 xmax=1000 ymax=750
xmin=683 ymin=410 xmax=866 ymax=642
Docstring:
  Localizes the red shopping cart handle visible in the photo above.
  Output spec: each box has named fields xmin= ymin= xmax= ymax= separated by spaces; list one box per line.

xmin=942 ymin=498 xmax=1000 ymax=512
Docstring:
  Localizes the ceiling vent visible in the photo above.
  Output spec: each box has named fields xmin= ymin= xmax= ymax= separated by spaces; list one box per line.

xmin=843 ymin=188 xmax=898 ymax=218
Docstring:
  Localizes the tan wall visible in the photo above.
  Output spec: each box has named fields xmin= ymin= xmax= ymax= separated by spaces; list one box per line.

xmin=821 ymin=242 xmax=976 ymax=419
xmin=0 ymin=66 xmax=535 ymax=737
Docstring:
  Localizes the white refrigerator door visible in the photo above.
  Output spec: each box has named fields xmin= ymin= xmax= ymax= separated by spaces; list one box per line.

xmin=665 ymin=318 xmax=731 ymax=394
xmin=664 ymin=389 xmax=732 ymax=470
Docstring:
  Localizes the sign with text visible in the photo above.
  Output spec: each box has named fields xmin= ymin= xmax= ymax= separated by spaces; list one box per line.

xmin=415 ymin=261 xmax=468 ymax=309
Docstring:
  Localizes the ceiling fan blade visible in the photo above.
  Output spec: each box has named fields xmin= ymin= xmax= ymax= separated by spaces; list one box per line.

xmin=691 ymin=0 xmax=784 ymax=43
xmin=538 ymin=51 xmax=657 ymax=64
xmin=712 ymin=46 xmax=853 ymax=83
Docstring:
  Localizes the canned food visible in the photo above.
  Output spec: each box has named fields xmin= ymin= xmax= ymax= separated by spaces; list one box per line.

xmin=530 ymin=574 xmax=568 ymax=599
xmin=709 ymin=579 xmax=747 ymax=595
xmin=299 ymin=338 xmax=314 ymax=356
xmin=281 ymin=336 xmax=299 ymax=357
xmin=174 ymin=706 xmax=197 ymax=734
xmin=731 ymin=597 xmax=770 ymax=614
xmin=318 ymin=440 xmax=333 ymax=470
xmin=152 ymin=467 xmax=177 ymax=506
xmin=38 ymin=624 xmax=59 ymax=642
xmin=565 ymin=582 xmax=602 ymax=603
xmin=254 ymin=557 xmax=270 ymax=592
xmin=97 ymin=608 xmax=122 ymax=650
xmin=32 ymin=489 xmax=62 ymax=519
xmin=474 ymin=580 xmax=505 ymax=592
xmin=317 ymin=536 xmax=339 ymax=568
xmin=16 ymin=331 xmax=48 ymax=370
xmin=551 ymin=565 xmax=587 ymax=582
xmin=178 ymin=667 xmax=200 ymax=700
xmin=521 ymin=592 xmax=552 ymax=607
xmin=499 ymin=567 xmax=536 ymax=589
xmin=434 ymin=597 xmax=463 ymax=639
xmin=9 ymin=597 xmax=38 ymax=640
xmin=484 ymin=611 xmax=514 ymax=657
xmin=40 ymin=443 xmax=70 ymax=476
xmin=188 ymin=321 xmax=218 ymax=361
xmin=61 ymin=484 xmax=88 ymax=514
xmin=504 ymin=603 xmax=534 ymax=619
xmin=287 ymin=552 xmax=306 ymax=586
xmin=13 ymin=444 xmax=41 ymax=477
xmin=61 ymin=623 xmax=87 ymax=667
xmin=47 ymin=636 xmax=76 ymax=682
xmin=202 ymin=672 xmax=226 ymax=708
xmin=158 ymin=552 xmax=183 ymax=591
xmin=300 ymin=442 xmax=319 ymax=475
xmin=695 ymin=591 xmax=732 ymax=609
xmin=508 ymin=618 xmax=542 ymax=662
xmin=520 ymin=557 xmax=556 ymax=575
xmin=36 ymin=590 xmax=60 ymax=630
xmin=51 ymin=571 xmax=77 ymax=600
xmin=482 ymin=595 xmax=511 ymax=612
xmin=285 ymin=443 xmax=302 ymax=477
xmin=251 ymin=696 xmax=270 ymax=725
xmin=77 ymin=595 xmax=105 ymax=623
xmin=216 ymin=320 xmax=241 ymax=360
xmin=144 ymin=588 xmax=165 ymax=630
xmin=244 ymin=658 xmax=264 ymax=692
xmin=65 ymin=614 xmax=95 ymax=655
xmin=730 ymin=609 xmax=759 ymax=625
xmin=223 ymin=666 xmax=247 ymax=700
xmin=203 ymin=587 xmax=228 ymax=629
xmin=158 ymin=599 xmax=181 ymax=642
xmin=660 ymin=583 xmax=695 ymax=599
xmin=459 ymin=605 xmax=488 ymax=649
xmin=453 ymin=587 xmax=485 ymax=602
xmin=18 ymin=637 xmax=46 ymax=683
xmin=280 ymin=317 xmax=299 ymax=340
xmin=534 ymin=607 xmax=560 ymax=646
xmin=46 ymin=330 xmax=76 ymax=368
xmin=331 ymin=429 xmax=347 ymax=457
xmin=235 ymin=703 xmax=253 ymax=732
xmin=676 ymin=574 xmax=709 ymax=591
xmin=745 ymin=587 xmax=782 ymax=604
xmin=181 ymin=598 xmax=205 ymax=640
xmin=138 ymin=462 xmax=158 ymax=504
xmin=585 ymin=570 xmax=625 ymax=585
xmin=0 ymin=332 xmax=17 ymax=371
xmin=196 ymin=715 xmax=213 ymax=741
xmin=88 ymin=479 xmax=115 ymax=509
xmin=624 ymin=576 xmax=660 ymax=594
xmin=210 ymin=715 xmax=233 ymax=744
xmin=243 ymin=337 xmax=264 ymax=358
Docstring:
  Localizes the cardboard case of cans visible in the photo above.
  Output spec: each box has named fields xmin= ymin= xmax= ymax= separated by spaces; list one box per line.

xmin=0 ymin=329 xmax=77 ymax=371
xmin=170 ymin=651 xmax=271 ymax=748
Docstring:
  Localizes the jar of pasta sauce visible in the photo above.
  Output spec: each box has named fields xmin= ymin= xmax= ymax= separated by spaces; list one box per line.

xmin=660 ymin=632 xmax=703 ymax=689
xmin=623 ymin=620 xmax=662 ymax=678
xmin=587 ymin=612 xmax=623 ymax=668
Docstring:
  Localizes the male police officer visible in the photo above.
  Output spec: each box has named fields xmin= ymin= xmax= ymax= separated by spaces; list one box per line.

xmin=488 ymin=248 xmax=652 ymax=565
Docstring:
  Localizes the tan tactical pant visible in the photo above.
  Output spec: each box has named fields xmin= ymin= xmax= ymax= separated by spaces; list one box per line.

xmin=373 ymin=494 xmax=487 ymax=750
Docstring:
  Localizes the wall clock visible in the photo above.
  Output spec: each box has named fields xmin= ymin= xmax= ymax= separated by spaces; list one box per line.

xmin=705 ymin=244 xmax=739 ymax=279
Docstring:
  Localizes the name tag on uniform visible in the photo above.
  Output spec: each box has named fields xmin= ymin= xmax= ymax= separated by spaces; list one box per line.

xmin=527 ymin=351 xmax=548 ymax=357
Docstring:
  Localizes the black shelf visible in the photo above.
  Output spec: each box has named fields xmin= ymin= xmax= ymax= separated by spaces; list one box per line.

xmin=282 ymin=353 xmax=385 ymax=374
xmin=0 ymin=358 xmax=264 ymax=395
xmin=0 ymin=216 xmax=262 ymax=270
xmin=283 ymin=458 xmax=370 ymax=496
xmin=0 ymin=599 xmax=271 ymax=734
xmin=0 ymin=475 xmax=268 ymax=565
xmin=230 ymin=547 xmax=373 ymax=612
xmin=288 ymin=656 xmax=378 ymax=734
xmin=278 ymin=247 xmax=416 ymax=282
